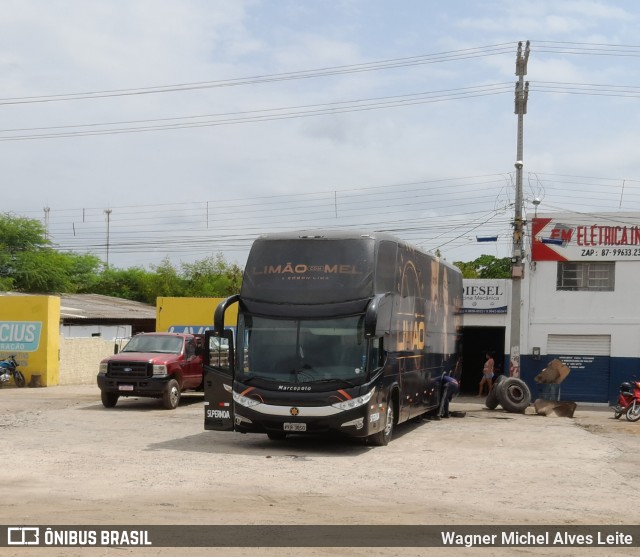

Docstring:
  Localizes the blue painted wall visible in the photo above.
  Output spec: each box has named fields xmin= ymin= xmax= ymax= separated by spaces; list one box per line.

xmin=511 ymin=354 xmax=640 ymax=405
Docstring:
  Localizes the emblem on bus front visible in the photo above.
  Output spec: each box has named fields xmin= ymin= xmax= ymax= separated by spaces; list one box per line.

xmin=290 ymin=407 xmax=299 ymax=416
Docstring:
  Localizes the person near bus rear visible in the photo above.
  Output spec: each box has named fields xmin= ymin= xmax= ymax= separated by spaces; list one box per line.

xmin=439 ymin=374 xmax=459 ymax=418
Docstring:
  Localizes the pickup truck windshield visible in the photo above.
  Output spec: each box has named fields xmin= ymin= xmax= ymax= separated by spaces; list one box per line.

xmin=121 ymin=335 xmax=183 ymax=354
xmin=237 ymin=314 xmax=370 ymax=385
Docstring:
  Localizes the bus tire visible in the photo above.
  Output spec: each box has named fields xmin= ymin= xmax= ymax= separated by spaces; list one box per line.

xmin=369 ymin=397 xmax=394 ymax=446
xmin=497 ymin=377 xmax=531 ymax=413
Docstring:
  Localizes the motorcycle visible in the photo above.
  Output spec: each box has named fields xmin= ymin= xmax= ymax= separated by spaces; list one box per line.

xmin=0 ymin=355 xmax=26 ymax=388
xmin=613 ymin=379 xmax=640 ymax=422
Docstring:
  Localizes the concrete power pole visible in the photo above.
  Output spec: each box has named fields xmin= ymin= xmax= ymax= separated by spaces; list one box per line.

xmin=509 ymin=40 xmax=529 ymax=378
xmin=43 ymin=207 xmax=50 ymax=241
xmin=105 ymin=209 xmax=113 ymax=269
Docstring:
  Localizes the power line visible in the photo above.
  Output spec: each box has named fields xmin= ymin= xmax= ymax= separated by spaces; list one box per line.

xmin=0 ymin=43 xmax=516 ymax=106
xmin=0 ymin=84 xmax=513 ymax=141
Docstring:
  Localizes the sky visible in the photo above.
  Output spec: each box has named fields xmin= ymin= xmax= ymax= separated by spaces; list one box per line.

xmin=2 ymin=0 xmax=640 ymax=270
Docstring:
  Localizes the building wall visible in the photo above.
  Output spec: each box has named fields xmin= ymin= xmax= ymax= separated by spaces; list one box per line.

xmin=156 ymin=297 xmax=237 ymax=332
xmin=525 ymin=261 xmax=640 ymax=357
xmin=60 ymin=324 xmax=132 ymax=341
xmin=58 ymin=336 xmax=119 ymax=385
xmin=0 ymin=295 xmax=60 ymax=386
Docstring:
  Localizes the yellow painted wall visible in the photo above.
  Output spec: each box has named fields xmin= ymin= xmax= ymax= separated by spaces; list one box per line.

xmin=0 ymin=295 xmax=60 ymax=386
xmin=156 ymin=297 xmax=238 ymax=333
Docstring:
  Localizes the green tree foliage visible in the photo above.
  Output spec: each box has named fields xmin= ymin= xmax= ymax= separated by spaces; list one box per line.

xmin=453 ymin=255 xmax=511 ymax=279
xmin=92 ymin=267 xmax=152 ymax=302
xmin=0 ymin=213 xmax=102 ymax=293
xmin=181 ymin=254 xmax=243 ymax=297
xmin=0 ymin=213 xmax=243 ymax=301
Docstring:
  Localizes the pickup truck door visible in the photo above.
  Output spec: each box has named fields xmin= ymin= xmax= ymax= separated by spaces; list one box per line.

xmin=203 ymin=330 xmax=235 ymax=431
xmin=182 ymin=337 xmax=203 ymax=389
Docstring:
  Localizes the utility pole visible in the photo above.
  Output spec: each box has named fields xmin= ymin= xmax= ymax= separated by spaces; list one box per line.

xmin=43 ymin=207 xmax=50 ymax=241
xmin=104 ymin=209 xmax=112 ymax=269
xmin=509 ymin=40 xmax=529 ymax=378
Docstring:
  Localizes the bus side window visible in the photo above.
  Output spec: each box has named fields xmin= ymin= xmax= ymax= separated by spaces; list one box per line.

xmin=369 ymin=337 xmax=385 ymax=369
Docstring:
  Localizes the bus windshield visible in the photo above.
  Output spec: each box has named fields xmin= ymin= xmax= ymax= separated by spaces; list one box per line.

xmin=237 ymin=314 xmax=371 ymax=385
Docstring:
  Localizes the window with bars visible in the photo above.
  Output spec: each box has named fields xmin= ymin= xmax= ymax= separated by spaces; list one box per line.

xmin=556 ymin=262 xmax=615 ymax=291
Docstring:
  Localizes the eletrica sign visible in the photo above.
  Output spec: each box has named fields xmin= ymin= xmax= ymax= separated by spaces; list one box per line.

xmin=532 ymin=213 xmax=640 ymax=261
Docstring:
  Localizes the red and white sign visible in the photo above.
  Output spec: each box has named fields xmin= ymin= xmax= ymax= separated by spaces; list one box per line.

xmin=531 ymin=213 xmax=640 ymax=261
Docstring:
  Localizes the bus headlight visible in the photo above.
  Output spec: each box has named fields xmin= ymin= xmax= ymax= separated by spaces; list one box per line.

xmin=233 ymin=391 xmax=262 ymax=408
xmin=331 ymin=388 xmax=375 ymax=411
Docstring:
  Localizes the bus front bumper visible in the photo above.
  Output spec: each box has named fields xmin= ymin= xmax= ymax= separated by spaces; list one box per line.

xmin=232 ymin=400 xmax=388 ymax=439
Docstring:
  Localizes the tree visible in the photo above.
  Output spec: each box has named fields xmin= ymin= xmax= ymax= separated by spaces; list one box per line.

xmin=0 ymin=213 xmax=244 ymax=301
xmin=181 ymin=254 xmax=243 ymax=297
xmin=92 ymin=267 xmax=154 ymax=302
xmin=0 ymin=213 xmax=102 ymax=293
xmin=453 ymin=255 xmax=511 ymax=279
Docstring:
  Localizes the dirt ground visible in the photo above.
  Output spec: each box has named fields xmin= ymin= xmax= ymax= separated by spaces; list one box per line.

xmin=1 ymin=384 xmax=638 ymax=557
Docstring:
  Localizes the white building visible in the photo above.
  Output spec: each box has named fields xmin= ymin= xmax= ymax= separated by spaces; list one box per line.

xmin=521 ymin=212 xmax=640 ymax=403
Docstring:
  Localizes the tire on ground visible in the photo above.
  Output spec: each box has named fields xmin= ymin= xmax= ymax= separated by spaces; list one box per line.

xmin=497 ymin=377 xmax=531 ymax=413
xmin=485 ymin=375 xmax=505 ymax=409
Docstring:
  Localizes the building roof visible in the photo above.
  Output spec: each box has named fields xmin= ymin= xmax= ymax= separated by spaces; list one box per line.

xmin=59 ymin=294 xmax=156 ymax=320
xmin=1 ymin=292 xmax=156 ymax=321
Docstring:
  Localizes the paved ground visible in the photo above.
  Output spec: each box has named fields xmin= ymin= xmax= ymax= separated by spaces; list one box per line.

xmin=0 ymin=384 xmax=638 ymax=557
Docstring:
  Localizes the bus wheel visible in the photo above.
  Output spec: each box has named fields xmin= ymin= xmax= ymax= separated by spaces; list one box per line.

xmin=369 ymin=399 xmax=394 ymax=446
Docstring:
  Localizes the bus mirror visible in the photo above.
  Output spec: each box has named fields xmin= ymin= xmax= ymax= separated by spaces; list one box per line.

xmin=365 ymin=293 xmax=393 ymax=338
xmin=213 ymin=294 xmax=240 ymax=336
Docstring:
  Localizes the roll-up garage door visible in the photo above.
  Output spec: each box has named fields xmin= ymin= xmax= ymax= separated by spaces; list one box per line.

xmin=547 ymin=334 xmax=610 ymax=402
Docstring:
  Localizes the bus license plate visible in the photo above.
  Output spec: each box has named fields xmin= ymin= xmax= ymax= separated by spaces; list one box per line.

xmin=283 ymin=423 xmax=306 ymax=432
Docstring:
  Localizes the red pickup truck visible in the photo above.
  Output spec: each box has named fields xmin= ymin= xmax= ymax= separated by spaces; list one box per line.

xmin=97 ymin=332 xmax=204 ymax=409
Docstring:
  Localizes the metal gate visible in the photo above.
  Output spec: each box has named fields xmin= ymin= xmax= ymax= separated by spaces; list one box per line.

xmin=546 ymin=334 xmax=611 ymax=403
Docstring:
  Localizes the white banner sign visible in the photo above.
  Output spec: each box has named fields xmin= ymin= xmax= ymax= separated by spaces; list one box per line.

xmin=463 ymin=280 xmax=508 ymax=314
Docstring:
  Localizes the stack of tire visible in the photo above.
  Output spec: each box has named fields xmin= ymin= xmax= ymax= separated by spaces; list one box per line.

xmin=485 ymin=375 xmax=531 ymax=413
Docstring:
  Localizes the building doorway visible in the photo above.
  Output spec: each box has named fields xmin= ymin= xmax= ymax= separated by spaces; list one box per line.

xmin=461 ymin=326 xmax=506 ymax=394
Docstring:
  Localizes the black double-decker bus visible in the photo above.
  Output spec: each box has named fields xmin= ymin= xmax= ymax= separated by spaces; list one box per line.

xmin=204 ymin=230 xmax=462 ymax=445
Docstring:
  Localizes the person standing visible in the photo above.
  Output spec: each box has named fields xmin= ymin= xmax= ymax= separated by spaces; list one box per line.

xmin=478 ymin=351 xmax=495 ymax=396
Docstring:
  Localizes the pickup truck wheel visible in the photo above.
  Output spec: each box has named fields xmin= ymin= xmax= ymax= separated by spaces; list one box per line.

xmin=101 ymin=391 xmax=119 ymax=408
xmin=162 ymin=379 xmax=181 ymax=410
